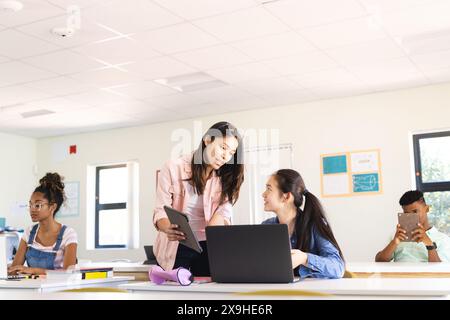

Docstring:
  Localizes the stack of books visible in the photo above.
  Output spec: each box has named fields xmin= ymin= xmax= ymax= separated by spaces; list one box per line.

xmin=46 ymin=267 xmax=113 ymax=281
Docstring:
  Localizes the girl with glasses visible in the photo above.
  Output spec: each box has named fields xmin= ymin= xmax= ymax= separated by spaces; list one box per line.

xmin=8 ymin=173 xmax=78 ymax=276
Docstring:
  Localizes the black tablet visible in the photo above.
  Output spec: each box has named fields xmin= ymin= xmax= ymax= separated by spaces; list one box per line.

xmin=164 ymin=206 xmax=203 ymax=253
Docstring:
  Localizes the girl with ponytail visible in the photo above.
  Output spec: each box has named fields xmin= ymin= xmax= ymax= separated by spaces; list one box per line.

xmin=262 ymin=169 xmax=345 ymax=279
xmin=8 ymin=173 xmax=78 ymax=276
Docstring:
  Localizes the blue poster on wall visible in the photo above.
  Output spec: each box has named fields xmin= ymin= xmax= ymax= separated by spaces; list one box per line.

xmin=322 ymin=155 xmax=348 ymax=174
xmin=352 ymin=173 xmax=380 ymax=193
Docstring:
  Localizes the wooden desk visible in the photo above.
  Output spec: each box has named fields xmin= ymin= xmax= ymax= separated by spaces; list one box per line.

xmin=346 ymin=262 xmax=450 ymax=278
xmin=0 ymin=276 xmax=134 ymax=293
xmin=119 ymin=277 xmax=450 ymax=297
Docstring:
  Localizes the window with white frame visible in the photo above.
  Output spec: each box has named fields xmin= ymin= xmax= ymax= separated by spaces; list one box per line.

xmin=413 ymin=131 xmax=450 ymax=235
xmin=93 ymin=162 xmax=139 ymax=249
xmin=233 ymin=144 xmax=293 ymax=225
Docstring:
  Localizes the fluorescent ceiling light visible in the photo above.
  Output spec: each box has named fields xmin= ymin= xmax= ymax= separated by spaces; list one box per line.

xmin=396 ymin=28 xmax=450 ymax=55
xmin=21 ymin=109 xmax=55 ymax=118
xmin=154 ymin=72 xmax=228 ymax=92
xmin=0 ymin=0 xmax=23 ymax=12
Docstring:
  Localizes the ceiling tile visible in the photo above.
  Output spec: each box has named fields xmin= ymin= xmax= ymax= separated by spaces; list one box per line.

xmin=0 ymin=0 xmax=65 ymax=27
xmin=83 ymin=0 xmax=183 ymax=34
xmin=264 ymin=0 xmax=366 ymax=29
xmin=309 ymin=84 xmax=374 ymax=99
xmin=125 ymin=57 xmax=197 ymax=80
xmin=262 ymin=51 xmax=338 ymax=76
xmin=207 ymin=62 xmax=281 ymax=83
xmin=369 ymin=76 xmax=429 ymax=92
xmin=259 ymin=89 xmax=316 ymax=106
xmin=132 ymin=23 xmax=220 ymax=54
xmin=193 ymin=7 xmax=289 ymax=42
xmin=21 ymin=97 xmax=93 ymax=113
xmin=0 ymin=56 xmax=9 ymax=64
xmin=359 ymin=0 xmax=433 ymax=13
xmin=187 ymin=86 xmax=254 ymax=103
xmin=0 ymin=84 xmax=52 ymax=106
xmin=0 ymin=29 xmax=61 ymax=59
xmin=298 ymin=17 xmax=387 ymax=49
xmin=183 ymin=97 xmax=270 ymax=117
xmin=289 ymin=68 xmax=362 ymax=89
xmin=235 ymin=77 xmax=303 ymax=95
xmin=72 ymin=37 xmax=161 ymax=65
xmin=25 ymin=76 xmax=95 ymax=96
xmin=346 ymin=57 xmax=425 ymax=84
xmin=230 ymin=31 xmax=316 ymax=61
xmin=173 ymin=44 xmax=253 ymax=70
xmin=64 ymin=89 xmax=135 ymax=107
xmin=144 ymin=93 xmax=209 ymax=112
xmin=68 ymin=68 xmax=143 ymax=88
xmin=422 ymin=66 xmax=450 ymax=84
xmin=17 ymin=15 xmax=118 ymax=48
xmin=326 ymin=37 xmax=406 ymax=66
xmin=153 ymin=0 xmax=257 ymax=20
xmin=22 ymin=50 xmax=104 ymax=75
xmin=380 ymin=1 xmax=450 ymax=36
xmin=129 ymin=108 xmax=189 ymax=125
xmin=410 ymin=49 xmax=450 ymax=71
xmin=0 ymin=61 xmax=57 ymax=87
xmin=107 ymin=82 xmax=178 ymax=100
xmin=46 ymin=0 xmax=106 ymax=9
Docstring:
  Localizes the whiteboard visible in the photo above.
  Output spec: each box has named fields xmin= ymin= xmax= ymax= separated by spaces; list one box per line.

xmin=233 ymin=144 xmax=293 ymax=225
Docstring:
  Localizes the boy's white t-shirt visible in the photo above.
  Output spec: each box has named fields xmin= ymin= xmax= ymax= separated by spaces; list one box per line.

xmin=21 ymin=224 xmax=78 ymax=269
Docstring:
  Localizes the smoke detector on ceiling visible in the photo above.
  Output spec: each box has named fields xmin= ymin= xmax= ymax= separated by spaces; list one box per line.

xmin=51 ymin=27 xmax=76 ymax=38
xmin=0 ymin=0 xmax=23 ymax=12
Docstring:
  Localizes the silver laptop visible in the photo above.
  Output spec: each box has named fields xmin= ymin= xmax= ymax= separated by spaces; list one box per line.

xmin=0 ymin=236 xmax=26 ymax=280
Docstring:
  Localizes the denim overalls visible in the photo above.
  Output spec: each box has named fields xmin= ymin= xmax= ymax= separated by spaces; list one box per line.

xmin=25 ymin=224 xmax=67 ymax=270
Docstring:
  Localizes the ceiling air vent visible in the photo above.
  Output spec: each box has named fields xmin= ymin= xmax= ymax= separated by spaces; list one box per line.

xmin=20 ymin=109 xmax=55 ymax=118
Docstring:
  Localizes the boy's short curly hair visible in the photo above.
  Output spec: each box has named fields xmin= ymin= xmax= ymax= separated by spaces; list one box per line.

xmin=399 ymin=190 xmax=425 ymax=206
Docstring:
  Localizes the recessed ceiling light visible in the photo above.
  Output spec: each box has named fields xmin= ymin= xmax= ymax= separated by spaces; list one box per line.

xmin=0 ymin=0 xmax=23 ymax=12
xmin=154 ymin=72 xmax=228 ymax=92
xmin=21 ymin=109 xmax=55 ymax=119
xmin=256 ymin=0 xmax=282 ymax=5
xmin=396 ymin=28 xmax=450 ymax=55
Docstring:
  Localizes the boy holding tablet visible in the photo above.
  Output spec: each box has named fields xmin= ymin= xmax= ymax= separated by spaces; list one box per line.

xmin=375 ymin=190 xmax=450 ymax=262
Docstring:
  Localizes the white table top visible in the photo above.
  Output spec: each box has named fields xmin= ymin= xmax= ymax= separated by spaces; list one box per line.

xmin=0 ymin=276 xmax=134 ymax=292
xmin=119 ymin=277 xmax=450 ymax=297
xmin=0 ymin=290 xmax=448 ymax=300
xmin=79 ymin=262 xmax=152 ymax=272
xmin=346 ymin=262 xmax=450 ymax=273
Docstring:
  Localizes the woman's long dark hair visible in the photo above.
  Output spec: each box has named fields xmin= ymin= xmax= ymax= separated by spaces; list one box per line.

xmin=34 ymin=172 xmax=66 ymax=217
xmin=189 ymin=121 xmax=244 ymax=205
xmin=273 ymin=169 xmax=344 ymax=260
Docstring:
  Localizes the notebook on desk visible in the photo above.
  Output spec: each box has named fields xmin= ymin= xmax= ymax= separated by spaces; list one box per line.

xmin=206 ymin=224 xmax=298 ymax=283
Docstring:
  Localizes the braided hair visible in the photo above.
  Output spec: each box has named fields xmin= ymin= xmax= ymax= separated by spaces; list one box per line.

xmin=34 ymin=173 xmax=66 ymax=216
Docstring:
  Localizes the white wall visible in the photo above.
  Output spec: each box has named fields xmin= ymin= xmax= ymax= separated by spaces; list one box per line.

xmin=36 ymin=82 xmax=450 ymax=262
xmin=0 ymin=132 xmax=37 ymax=229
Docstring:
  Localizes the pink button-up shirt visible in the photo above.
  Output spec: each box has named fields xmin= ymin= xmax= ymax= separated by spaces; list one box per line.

xmin=153 ymin=154 xmax=233 ymax=271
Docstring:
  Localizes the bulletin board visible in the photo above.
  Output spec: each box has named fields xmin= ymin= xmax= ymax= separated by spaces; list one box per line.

xmin=58 ymin=181 xmax=80 ymax=217
xmin=320 ymin=149 xmax=382 ymax=198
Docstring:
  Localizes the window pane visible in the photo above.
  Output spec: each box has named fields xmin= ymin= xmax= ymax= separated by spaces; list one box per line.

xmin=420 ymin=136 xmax=450 ymax=183
xmin=99 ymin=167 xmax=128 ymax=204
xmin=425 ymin=192 xmax=450 ymax=235
xmin=99 ymin=209 xmax=127 ymax=246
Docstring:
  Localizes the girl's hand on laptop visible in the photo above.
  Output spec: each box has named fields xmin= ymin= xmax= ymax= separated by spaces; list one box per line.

xmin=8 ymin=265 xmax=27 ymax=275
xmin=163 ymin=224 xmax=186 ymax=241
xmin=291 ymin=249 xmax=308 ymax=268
